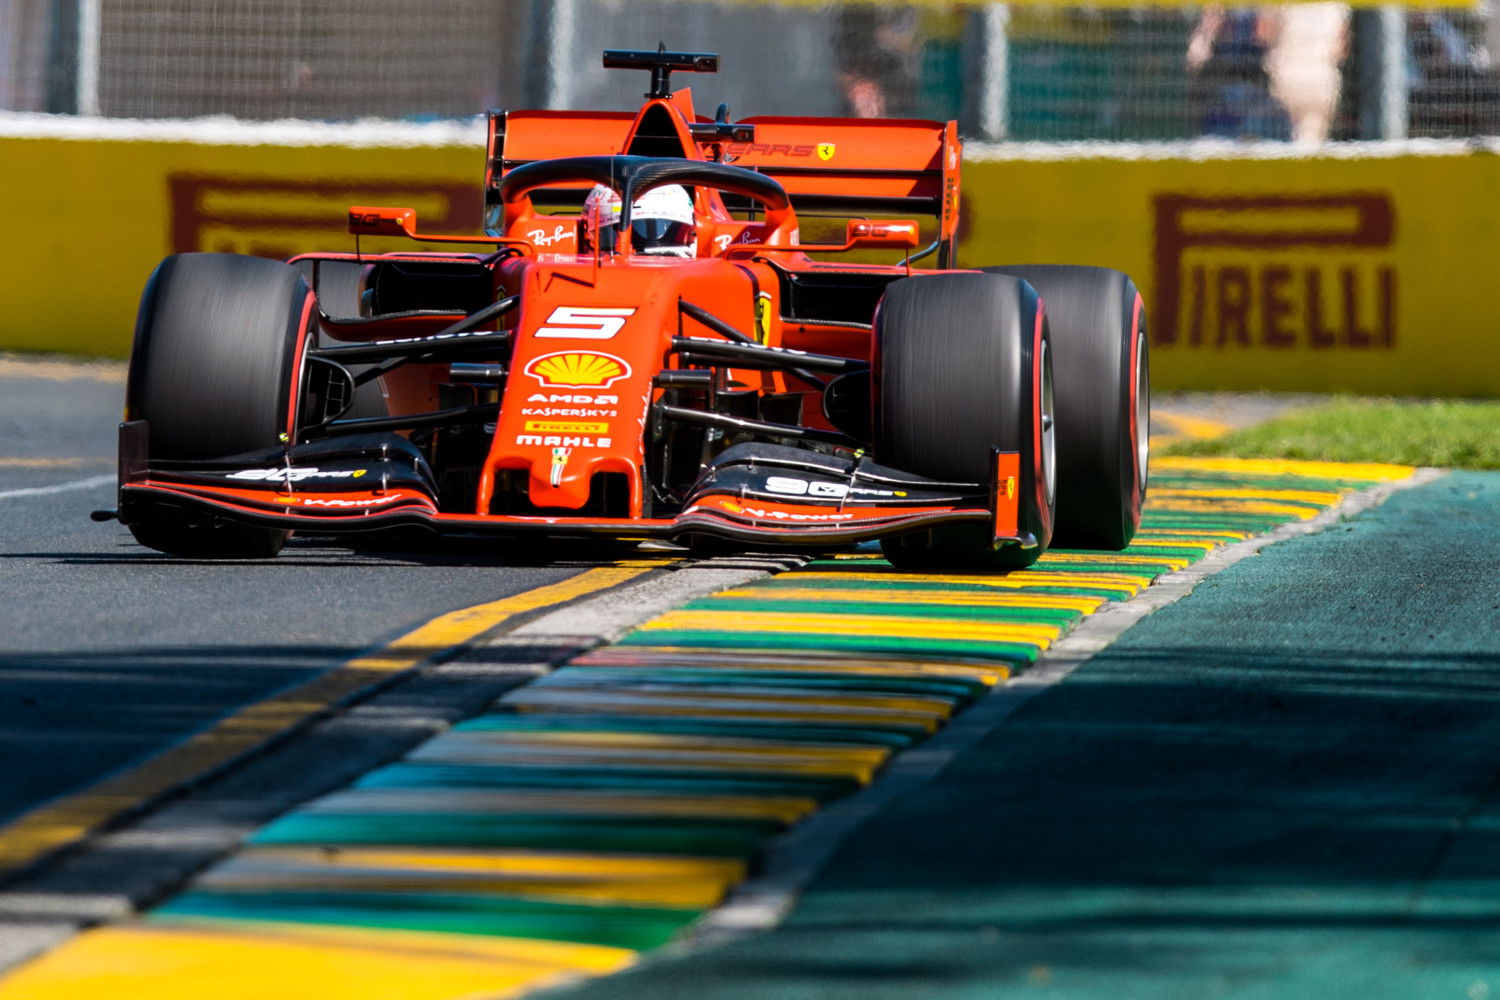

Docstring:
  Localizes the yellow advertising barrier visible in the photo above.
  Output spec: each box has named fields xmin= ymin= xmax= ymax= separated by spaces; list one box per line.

xmin=1 ymin=130 xmax=1496 ymax=397
xmin=962 ymin=148 xmax=1499 ymax=397
xmin=0 ymin=132 xmax=476 ymax=357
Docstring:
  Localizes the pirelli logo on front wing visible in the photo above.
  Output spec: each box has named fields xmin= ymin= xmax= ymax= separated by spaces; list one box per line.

xmin=522 ymin=420 xmax=610 ymax=434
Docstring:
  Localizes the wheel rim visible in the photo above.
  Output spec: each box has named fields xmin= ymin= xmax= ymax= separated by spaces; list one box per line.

xmin=1041 ymin=338 xmax=1056 ymax=508
xmin=1134 ymin=328 xmax=1149 ymax=489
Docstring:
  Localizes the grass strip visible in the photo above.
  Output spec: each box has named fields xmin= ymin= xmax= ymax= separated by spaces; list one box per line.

xmin=1162 ymin=397 xmax=1500 ymax=469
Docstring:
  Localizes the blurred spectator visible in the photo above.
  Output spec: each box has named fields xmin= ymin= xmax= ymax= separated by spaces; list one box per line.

xmin=836 ymin=5 xmax=918 ymax=118
xmin=1407 ymin=11 xmax=1500 ymax=136
xmin=1187 ymin=6 xmax=1290 ymax=139
xmin=1266 ymin=3 xmax=1349 ymax=145
xmin=839 ymin=49 xmax=900 ymax=118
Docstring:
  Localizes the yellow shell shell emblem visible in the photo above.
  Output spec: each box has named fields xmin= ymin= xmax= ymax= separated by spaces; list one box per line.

xmin=524 ymin=351 xmax=632 ymax=388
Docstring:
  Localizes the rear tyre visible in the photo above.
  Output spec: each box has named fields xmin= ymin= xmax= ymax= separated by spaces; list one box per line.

xmin=983 ymin=265 xmax=1148 ymax=550
xmin=873 ymin=272 xmax=1055 ymax=570
xmin=125 ymin=253 xmax=315 ymax=558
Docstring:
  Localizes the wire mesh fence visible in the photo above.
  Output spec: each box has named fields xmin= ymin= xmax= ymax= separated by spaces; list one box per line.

xmin=2 ymin=0 xmax=1498 ymax=142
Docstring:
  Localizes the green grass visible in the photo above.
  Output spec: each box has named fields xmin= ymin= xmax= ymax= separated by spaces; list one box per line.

xmin=1161 ymin=398 xmax=1500 ymax=470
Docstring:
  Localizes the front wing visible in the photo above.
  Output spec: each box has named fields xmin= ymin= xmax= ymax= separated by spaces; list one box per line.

xmin=117 ymin=426 xmax=1033 ymax=549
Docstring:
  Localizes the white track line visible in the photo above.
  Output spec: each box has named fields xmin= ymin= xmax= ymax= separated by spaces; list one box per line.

xmin=0 ymin=474 xmax=114 ymax=501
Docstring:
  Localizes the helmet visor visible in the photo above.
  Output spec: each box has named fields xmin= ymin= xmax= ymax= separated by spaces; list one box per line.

xmin=631 ymin=219 xmax=696 ymax=254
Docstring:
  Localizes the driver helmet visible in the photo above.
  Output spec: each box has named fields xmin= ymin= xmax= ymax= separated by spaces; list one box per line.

xmin=581 ymin=183 xmax=697 ymax=257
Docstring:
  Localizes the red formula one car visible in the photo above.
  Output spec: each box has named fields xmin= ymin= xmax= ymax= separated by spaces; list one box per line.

xmin=110 ymin=49 xmax=1148 ymax=569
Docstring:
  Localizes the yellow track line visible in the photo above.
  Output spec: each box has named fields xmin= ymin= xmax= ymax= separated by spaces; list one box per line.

xmin=504 ymin=688 xmax=954 ymax=723
xmin=1149 ymin=411 xmax=1234 ymax=441
xmin=413 ymin=740 xmax=892 ymax=780
xmin=195 ymin=868 xmax=731 ymax=910
xmin=1134 ymin=529 xmax=1251 ymax=541
xmin=0 ymin=564 xmax=662 ymax=880
xmin=1125 ymin=538 xmax=1224 ymax=552
xmin=1153 ymin=456 xmax=1415 ymax=480
xmin=787 ymin=570 xmax=1153 ymax=590
xmin=1036 ymin=552 xmax=1193 ymax=570
xmin=502 ymin=701 xmax=946 ymax=738
xmin=235 ymin=847 xmax=748 ymax=883
xmin=713 ymin=587 xmax=1107 ymax=613
xmin=0 ymin=921 xmax=634 ymax=1000
xmin=196 ymin=848 xmax=748 ymax=907
xmin=1150 ymin=486 xmax=1345 ymax=505
xmin=575 ymin=649 xmax=1016 ymax=684
xmin=525 ymin=681 xmax=958 ymax=716
xmin=1147 ymin=498 xmax=1324 ymax=519
xmin=637 ymin=609 xmax=1062 ymax=642
xmin=449 ymin=729 xmax=891 ymax=763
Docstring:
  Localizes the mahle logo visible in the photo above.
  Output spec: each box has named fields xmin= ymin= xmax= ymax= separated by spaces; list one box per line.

xmin=1153 ymin=193 xmax=1396 ymax=351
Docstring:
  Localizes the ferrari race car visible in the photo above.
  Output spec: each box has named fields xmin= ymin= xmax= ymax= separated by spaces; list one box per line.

xmin=108 ymin=48 xmax=1148 ymax=569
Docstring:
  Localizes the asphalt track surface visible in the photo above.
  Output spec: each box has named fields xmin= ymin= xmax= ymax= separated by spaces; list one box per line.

xmin=0 ymin=365 xmax=1281 ymax=836
xmin=5 ymin=359 xmax=1499 ymax=999
xmin=0 ymin=363 xmax=611 ymax=829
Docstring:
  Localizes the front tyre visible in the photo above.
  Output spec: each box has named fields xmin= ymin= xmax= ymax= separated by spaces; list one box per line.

xmin=125 ymin=253 xmax=316 ymax=558
xmin=873 ymin=272 xmax=1055 ymax=570
xmin=984 ymin=265 xmax=1148 ymax=550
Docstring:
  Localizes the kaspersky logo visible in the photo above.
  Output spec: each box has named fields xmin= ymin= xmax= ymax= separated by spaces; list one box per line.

xmin=1153 ymin=192 xmax=1396 ymax=351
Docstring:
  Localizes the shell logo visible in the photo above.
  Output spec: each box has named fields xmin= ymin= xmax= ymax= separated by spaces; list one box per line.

xmin=523 ymin=351 xmax=632 ymax=389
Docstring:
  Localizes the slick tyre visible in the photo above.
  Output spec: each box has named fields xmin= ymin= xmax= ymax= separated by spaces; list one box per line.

xmin=983 ymin=265 xmax=1148 ymax=551
xmin=873 ymin=272 xmax=1055 ymax=570
xmin=125 ymin=253 xmax=316 ymax=558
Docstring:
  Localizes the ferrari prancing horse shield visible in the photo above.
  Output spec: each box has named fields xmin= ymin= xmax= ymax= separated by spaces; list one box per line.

xmin=817 ymin=143 xmax=835 ymax=161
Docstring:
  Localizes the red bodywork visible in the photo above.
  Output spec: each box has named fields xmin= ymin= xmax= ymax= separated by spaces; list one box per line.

xmin=120 ymin=75 xmax=1027 ymax=549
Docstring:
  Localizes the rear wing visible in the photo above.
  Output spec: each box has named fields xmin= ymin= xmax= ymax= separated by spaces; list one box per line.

xmin=725 ymin=116 xmax=959 ymax=221
xmin=484 ymin=106 xmax=961 ymax=262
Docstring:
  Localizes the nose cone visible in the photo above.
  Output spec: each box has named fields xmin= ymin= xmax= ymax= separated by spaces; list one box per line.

xmin=479 ymin=262 xmax=669 ymax=513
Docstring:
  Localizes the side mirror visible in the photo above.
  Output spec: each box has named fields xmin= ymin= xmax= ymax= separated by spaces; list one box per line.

xmin=845 ymin=219 xmax=920 ymax=250
xmin=348 ymin=206 xmax=418 ymax=238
